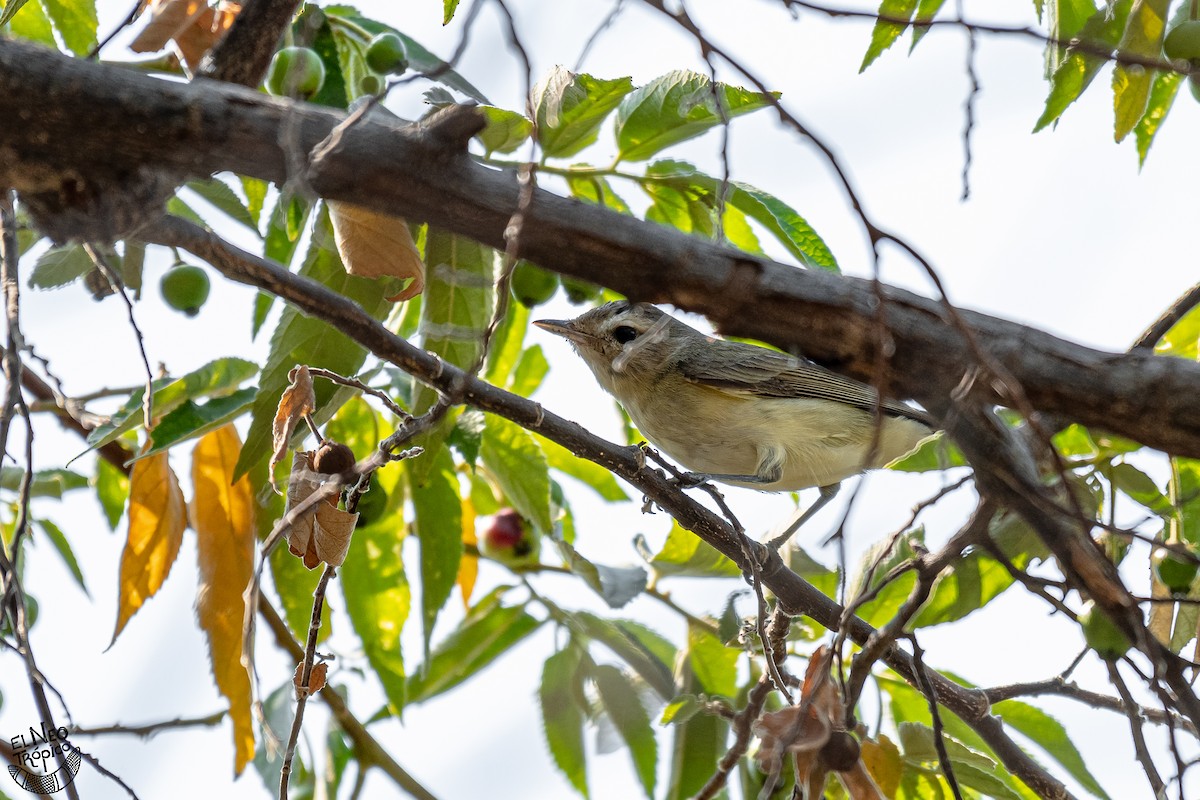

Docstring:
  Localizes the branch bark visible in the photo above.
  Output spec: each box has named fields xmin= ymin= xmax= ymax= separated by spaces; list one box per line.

xmin=1 ymin=38 xmax=1199 ymax=460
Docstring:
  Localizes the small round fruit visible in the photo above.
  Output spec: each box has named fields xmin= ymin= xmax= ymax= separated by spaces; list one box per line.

xmin=1164 ymin=20 xmax=1200 ymax=62
xmin=313 ymin=440 xmax=356 ymax=475
xmin=1189 ymin=74 xmax=1200 ymax=104
xmin=817 ymin=731 xmax=860 ymax=772
xmin=1079 ymin=600 xmax=1133 ymax=661
xmin=478 ymin=508 xmax=541 ymax=566
xmin=160 ymin=264 xmax=210 ymax=317
xmin=358 ymin=73 xmax=386 ymax=96
xmin=266 ymin=46 xmax=326 ymax=97
xmin=353 ymin=481 xmax=388 ymax=525
xmin=509 ymin=261 xmax=558 ymax=308
xmin=1152 ymin=547 xmax=1199 ymax=594
xmin=365 ymin=32 xmax=408 ymax=75
xmin=561 ymin=275 xmax=602 ymax=305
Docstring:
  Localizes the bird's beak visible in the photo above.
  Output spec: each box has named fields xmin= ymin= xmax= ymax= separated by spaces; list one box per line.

xmin=533 ymin=318 xmax=591 ymax=344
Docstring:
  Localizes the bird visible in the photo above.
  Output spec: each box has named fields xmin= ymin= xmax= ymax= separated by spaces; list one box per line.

xmin=534 ymin=301 xmax=933 ymax=548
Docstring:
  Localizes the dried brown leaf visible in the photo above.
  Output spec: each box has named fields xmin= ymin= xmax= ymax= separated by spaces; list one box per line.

xmin=284 ymin=451 xmax=357 ymax=569
xmin=292 ymin=661 xmax=329 ymax=694
xmin=327 ymin=200 xmax=425 ymax=301
xmin=129 ymin=0 xmax=240 ymax=70
xmin=270 ymin=365 xmax=316 ymax=493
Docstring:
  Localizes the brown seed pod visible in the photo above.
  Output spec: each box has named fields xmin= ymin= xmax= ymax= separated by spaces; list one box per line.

xmin=312 ymin=440 xmax=356 ymax=475
xmin=817 ymin=730 xmax=860 ymax=772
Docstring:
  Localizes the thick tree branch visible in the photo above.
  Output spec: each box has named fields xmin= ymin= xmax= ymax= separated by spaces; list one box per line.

xmin=143 ymin=212 xmax=1073 ymax=800
xmin=1 ymin=38 xmax=1197 ymax=462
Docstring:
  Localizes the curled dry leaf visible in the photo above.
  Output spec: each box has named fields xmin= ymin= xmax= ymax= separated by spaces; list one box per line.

xmin=292 ymin=661 xmax=329 ymax=694
xmin=270 ymin=365 xmax=316 ymax=494
xmin=327 ymin=200 xmax=425 ymax=302
xmin=284 ymin=450 xmax=357 ymax=569
xmin=129 ymin=0 xmax=242 ymax=71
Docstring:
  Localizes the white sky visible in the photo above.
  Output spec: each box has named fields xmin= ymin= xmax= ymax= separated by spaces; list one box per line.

xmin=0 ymin=0 xmax=1194 ymax=798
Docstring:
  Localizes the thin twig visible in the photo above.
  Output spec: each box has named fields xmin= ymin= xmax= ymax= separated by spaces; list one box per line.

xmin=911 ymin=635 xmax=963 ymax=800
xmin=71 ymin=711 xmax=226 ymax=739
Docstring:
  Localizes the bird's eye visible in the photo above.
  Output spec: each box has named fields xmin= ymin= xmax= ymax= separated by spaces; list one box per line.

xmin=613 ymin=325 xmax=638 ymax=344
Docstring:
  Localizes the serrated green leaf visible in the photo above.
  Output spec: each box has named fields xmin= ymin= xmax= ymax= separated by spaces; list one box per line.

xmin=539 ymin=435 xmax=629 ymax=502
xmin=615 ymin=70 xmax=776 ymax=162
xmin=481 ymin=414 xmax=552 ymax=535
xmin=911 ymin=549 xmax=1015 ymax=627
xmin=233 ymin=210 xmax=391 ymax=481
xmin=408 ymin=229 xmax=495 ymax=482
xmin=860 ymin=0 xmax=918 ymax=71
xmin=1134 ymin=69 xmax=1181 ymax=165
xmin=686 ymin=623 xmax=738 ymax=696
xmin=1158 ymin=303 xmax=1200 ymax=359
xmin=447 ymin=408 xmax=484 ymax=468
xmin=993 ymin=699 xmax=1111 ymax=799
xmin=406 ymin=589 xmax=541 ymax=704
xmin=1034 ymin=0 xmax=1131 ymax=131
xmin=0 ymin=467 xmax=88 ymax=498
xmin=239 ymin=176 xmax=268 ymax=227
xmin=92 ymin=457 xmax=129 ymax=530
xmin=36 ymin=519 xmax=87 ymax=595
xmin=28 ymin=245 xmax=91 ymax=290
xmin=665 ymin=661 xmax=727 ymax=800
xmin=443 ymin=0 xmax=460 ymax=23
xmin=85 ymin=357 xmax=258 ymax=456
xmin=7 ymin=0 xmax=54 ymax=47
xmin=660 ymin=695 xmax=700 ymax=726
xmin=342 ymin=510 xmax=410 ymax=715
xmin=408 ymin=445 xmax=462 ymax=655
xmin=329 ymin=20 xmax=370 ymax=103
xmin=166 ymin=195 xmax=206 ymax=228
xmin=1112 ymin=0 xmax=1171 ymax=142
xmin=540 ymin=645 xmax=590 ymax=797
xmin=567 ymin=174 xmax=633 ymax=214
xmin=186 ymin=178 xmax=259 ymax=235
xmin=910 ymin=0 xmax=947 ymax=49
xmin=534 ymin=67 xmax=634 ymax=158
xmin=1172 ymin=458 xmax=1200 ymax=547
xmin=721 ymin=203 xmax=763 ymax=256
xmin=557 ymin=540 xmax=648 ymax=609
xmin=1111 ymin=461 xmax=1171 ymax=515
xmin=40 ymin=0 xmax=96 ymax=54
xmin=136 ymin=389 xmax=256 ymax=460
xmin=477 ymin=105 xmax=534 ymax=155
xmin=591 ymin=664 xmax=657 ymax=799
xmin=255 ymin=195 xmax=312 ymax=338
xmin=574 ymin=612 xmax=675 ymax=699
xmin=650 ymin=521 xmax=741 ymax=578
xmin=508 ymin=345 xmax=549 ymax=398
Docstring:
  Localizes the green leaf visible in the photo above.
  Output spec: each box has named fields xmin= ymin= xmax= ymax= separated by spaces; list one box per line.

xmin=408 ymin=229 xmax=495 ymax=482
xmin=665 ymin=659 xmax=728 ymax=800
xmin=1172 ymin=457 xmax=1200 ymax=546
xmin=137 ymin=389 xmax=256 ymax=460
xmin=910 ymin=0 xmax=948 ymax=49
xmin=686 ymin=623 xmax=739 ymax=697
xmin=477 ymin=106 xmax=534 ymax=155
xmin=591 ymin=664 xmax=657 ymax=799
xmin=6 ymin=0 xmax=54 ymax=47
xmin=186 ymin=178 xmax=260 ymax=235
xmin=447 ymin=409 xmax=485 ymax=468
xmin=508 ymin=345 xmax=549 ymax=397
xmin=480 ymin=414 xmax=552 ymax=535
xmin=35 ymin=519 xmax=87 ymax=595
xmin=92 ymin=457 xmax=129 ymax=530
xmin=39 ymin=0 xmax=96 ymax=55
xmin=0 ymin=467 xmax=88 ymax=498
xmin=1111 ymin=0 xmax=1170 ymax=142
xmin=253 ymin=682 xmax=315 ymax=795
xmin=1110 ymin=461 xmax=1171 ymax=515
xmin=233 ymin=210 xmax=392 ymax=480
xmin=342 ymin=512 xmax=410 ymax=715
xmin=85 ymin=358 xmax=258 ymax=456
xmin=0 ymin=0 xmax=35 ymax=30
xmin=484 ymin=300 xmax=529 ymax=385
xmin=649 ymin=521 xmax=741 ymax=578
xmin=1134 ymin=69 xmax=1181 ymax=165
xmin=567 ymin=174 xmax=633 ymax=214
xmin=1034 ymin=0 xmax=1131 ymax=132
xmin=539 ymin=435 xmax=629 ymax=502
xmin=860 ymin=0 xmax=918 ymax=71
xmin=28 ymin=245 xmax=92 ymax=289
xmin=888 ymin=430 xmax=966 ymax=472
xmin=993 ymin=699 xmax=1111 ymax=799
xmin=849 ymin=529 xmax=924 ymax=628
xmin=574 ymin=612 xmax=675 ymax=699
xmin=911 ymin=549 xmax=1016 ymax=627
xmin=615 ymin=70 xmax=776 ymax=162
xmin=408 ymin=446 xmax=462 ymax=656
xmin=1158 ymin=303 xmax=1200 ymax=358
xmin=784 ymin=544 xmax=840 ymax=599
xmin=255 ymin=195 xmax=312 ymax=338
xmin=557 ymin=539 xmax=648 ymax=609
xmin=534 ymin=67 xmax=635 ymax=158
xmin=405 ymin=589 xmax=541 ymax=704
xmin=540 ymin=645 xmax=590 ymax=798
xmin=1044 ymin=0 xmax=1098 ymax=76
xmin=443 ymin=0 xmax=460 ymax=24
xmin=239 ymin=176 xmax=268 ymax=227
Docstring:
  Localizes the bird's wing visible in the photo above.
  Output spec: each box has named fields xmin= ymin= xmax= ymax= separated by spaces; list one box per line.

xmin=678 ymin=339 xmax=931 ymax=425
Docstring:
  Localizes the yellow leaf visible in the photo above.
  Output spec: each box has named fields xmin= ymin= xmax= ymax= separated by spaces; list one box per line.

xmin=457 ymin=496 xmax=478 ymax=608
xmin=327 ymin=200 xmax=425 ymax=301
xmin=112 ymin=450 xmax=186 ymax=644
xmin=191 ymin=425 xmax=256 ymax=776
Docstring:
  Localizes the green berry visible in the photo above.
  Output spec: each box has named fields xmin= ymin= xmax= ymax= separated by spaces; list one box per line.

xmin=1164 ymin=20 xmax=1200 ymax=62
xmin=561 ymin=275 xmax=602 ymax=305
xmin=509 ymin=261 xmax=558 ymax=308
xmin=1152 ymin=547 xmax=1199 ymax=594
xmin=354 ymin=481 xmax=388 ymax=526
xmin=160 ymin=265 xmax=210 ymax=317
xmin=1079 ymin=600 xmax=1133 ymax=661
xmin=266 ymin=47 xmax=326 ymax=98
xmin=365 ymin=32 xmax=409 ymax=75
xmin=358 ymin=73 xmax=386 ymax=97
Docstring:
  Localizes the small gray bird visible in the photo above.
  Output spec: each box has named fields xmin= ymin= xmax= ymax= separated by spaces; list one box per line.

xmin=535 ymin=301 xmax=933 ymax=547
